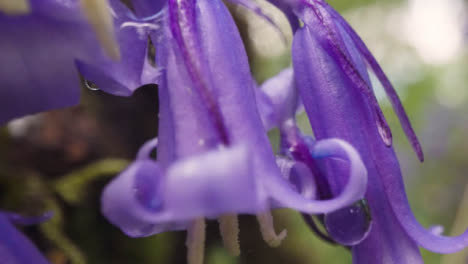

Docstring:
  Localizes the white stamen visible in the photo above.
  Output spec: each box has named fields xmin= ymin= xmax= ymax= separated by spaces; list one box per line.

xmin=0 ymin=0 xmax=30 ymax=15
xmin=256 ymin=211 xmax=287 ymax=247
xmin=218 ymin=214 xmax=240 ymax=256
xmin=80 ymin=0 xmax=120 ymax=60
xmin=120 ymin=22 xmax=160 ymax=31
xmin=120 ymin=22 xmax=160 ymax=40
xmin=186 ymin=218 xmax=206 ymax=264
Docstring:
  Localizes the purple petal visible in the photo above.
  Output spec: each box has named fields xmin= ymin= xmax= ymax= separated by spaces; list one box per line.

xmin=378 ymin=150 xmax=468 ymax=253
xmin=266 ymin=139 xmax=368 ymax=214
xmin=0 ymin=11 xmax=85 ymax=124
xmin=136 ymin=137 xmax=158 ymax=160
xmin=0 ymin=213 xmax=51 ymax=264
xmin=324 ymin=4 xmax=424 ymax=161
xmin=101 ymin=159 xmax=170 ymax=237
xmin=76 ymin=0 xmax=153 ymax=96
xmin=293 ymin=20 xmax=424 ymax=262
xmin=265 ymin=0 xmax=300 ymax=32
xmin=131 ymin=0 xmax=166 ymax=17
xmin=3 ymin=211 xmax=53 ymax=226
xmin=257 ymin=68 xmax=299 ymax=129
xmin=255 ymin=86 xmax=276 ymax=130
xmin=300 ymin=4 xmax=393 ymax=147
xmin=163 ymin=145 xmax=265 ymax=218
xmin=167 ymin=0 xmax=231 ymax=145
xmin=0 ymin=0 xmax=144 ymax=124
xmin=101 ymin=145 xmax=265 ymax=237
xmin=275 ymin=157 xmax=316 ymax=200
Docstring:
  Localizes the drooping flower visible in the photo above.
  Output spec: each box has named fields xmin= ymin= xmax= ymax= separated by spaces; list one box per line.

xmin=0 ymin=0 xmax=155 ymax=125
xmin=0 ymin=211 xmax=52 ymax=264
xmin=257 ymin=68 xmax=373 ymax=246
xmin=101 ymin=0 xmax=368 ymax=263
xmin=265 ymin=0 xmax=468 ymax=262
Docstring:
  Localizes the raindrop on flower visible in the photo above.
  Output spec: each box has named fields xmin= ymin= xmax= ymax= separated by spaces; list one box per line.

xmin=85 ymin=80 xmax=100 ymax=91
xmin=323 ymin=199 xmax=372 ymax=246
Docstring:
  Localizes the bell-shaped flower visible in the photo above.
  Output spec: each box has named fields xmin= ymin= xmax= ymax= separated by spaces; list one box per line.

xmin=266 ymin=0 xmax=468 ymax=262
xmin=101 ymin=0 xmax=368 ymax=263
xmin=0 ymin=0 xmax=157 ymax=125
xmin=257 ymin=68 xmax=373 ymax=246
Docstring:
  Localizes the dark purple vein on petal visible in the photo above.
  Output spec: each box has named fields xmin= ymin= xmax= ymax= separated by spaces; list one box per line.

xmin=226 ymin=0 xmax=288 ymax=44
xmin=168 ymin=0 xmax=230 ymax=145
xmin=324 ymin=4 xmax=424 ymax=161
xmin=304 ymin=3 xmax=393 ymax=147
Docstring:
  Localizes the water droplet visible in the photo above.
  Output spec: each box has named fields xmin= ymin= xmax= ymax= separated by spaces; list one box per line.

xmin=85 ymin=80 xmax=100 ymax=91
xmin=323 ymin=199 xmax=372 ymax=246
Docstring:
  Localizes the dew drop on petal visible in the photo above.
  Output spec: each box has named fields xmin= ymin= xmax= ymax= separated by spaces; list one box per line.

xmin=85 ymin=80 xmax=100 ymax=91
xmin=323 ymin=199 xmax=372 ymax=246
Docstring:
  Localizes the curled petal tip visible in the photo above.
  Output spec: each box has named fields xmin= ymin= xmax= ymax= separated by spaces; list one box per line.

xmin=80 ymin=0 xmax=121 ymax=60
xmin=0 ymin=0 xmax=30 ymax=15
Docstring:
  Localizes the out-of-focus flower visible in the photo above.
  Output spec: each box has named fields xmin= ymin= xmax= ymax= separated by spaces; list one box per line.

xmin=101 ymin=0 xmax=367 ymax=263
xmin=0 ymin=0 xmax=155 ymax=125
xmin=0 ymin=211 xmax=52 ymax=264
xmin=265 ymin=0 xmax=468 ymax=262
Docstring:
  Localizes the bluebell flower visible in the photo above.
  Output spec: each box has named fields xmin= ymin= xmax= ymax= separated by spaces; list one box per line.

xmin=0 ymin=211 xmax=52 ymax=264
xmin=264 ymin=0 xmax=468 ymax=262
xmin=257 ymin=68 xmax=373 ymax=246
xmin=101 ymin=0 xmax=368 ymax=263
xmin=0 ymin=0 xmax=155 ymax=125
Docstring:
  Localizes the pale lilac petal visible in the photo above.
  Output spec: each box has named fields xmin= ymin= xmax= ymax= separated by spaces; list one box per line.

xmin=258 ymin=68 xmax=299 ymax=129
xmin=275 ymin=157 xmax=316 ymax=200
xmin=101 ymin=159 xmax=169 ymax=237
xmin=255 ymin=87 xmax=276 ymax=130
xmin=101 ymin=145 xmax=265 ymax=237
xmin=266 ymin=139 xmax=367 ymax=214
xmin=163 ymin=145 xmax=265 ymax=218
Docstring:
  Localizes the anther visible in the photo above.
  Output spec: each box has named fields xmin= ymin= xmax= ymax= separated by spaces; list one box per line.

xmin=256 ymin=212 xmax=287 ymax=247
xmin=80 ymin=0 xmax=120 ymax=61
xmin=218 ymin=214 xmax=240 ymax=256
xmin=0 ymin=0 xmax=30 ymax=15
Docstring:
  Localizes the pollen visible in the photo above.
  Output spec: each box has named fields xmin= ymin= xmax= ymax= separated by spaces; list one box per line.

xmin=0 ymin=0 xmax=30 ymax=15
xmin=80 ymin=0 xmax=120 ymax=61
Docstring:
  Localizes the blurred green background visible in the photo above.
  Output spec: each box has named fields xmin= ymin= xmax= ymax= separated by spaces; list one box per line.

xmin=1 ymin=0 xmax=467 ymax=263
